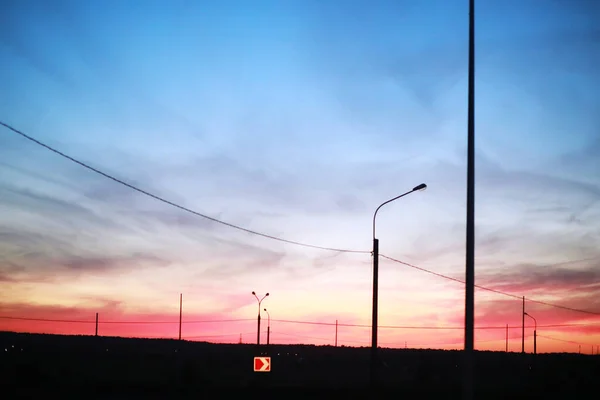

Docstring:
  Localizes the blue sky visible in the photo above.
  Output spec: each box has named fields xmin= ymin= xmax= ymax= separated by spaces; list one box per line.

xmin=1 ymin=0 xmax=599 ymax=348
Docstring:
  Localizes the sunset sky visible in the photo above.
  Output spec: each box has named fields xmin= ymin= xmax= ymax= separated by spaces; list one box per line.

xmin=1 ymin=0 xmax=599 ymax=354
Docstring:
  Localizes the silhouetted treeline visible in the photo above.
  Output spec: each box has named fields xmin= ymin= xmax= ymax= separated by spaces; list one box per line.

xmin=2 ymin=331 xmax=598 ymax=399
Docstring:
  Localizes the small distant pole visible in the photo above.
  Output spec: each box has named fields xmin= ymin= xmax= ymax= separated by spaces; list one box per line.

xmin=505 ymin=324 xmax=508 ymax=352
xmin=239 ymin=333 xmax=242 ymax=344
xmin=405 ymin=341 xmax=407 ymax=349
xmin=579 ymin=345 xmax=581 ymax=354
xmin=335 ymin=320 xmax=338 ymax=347
xmin=178 ymin=293 xmax=183 ymax=341
xmin=95 ymin=313 xmax=99 ymax=336
xmin=521 ymin=297 xmax=525 ymax=354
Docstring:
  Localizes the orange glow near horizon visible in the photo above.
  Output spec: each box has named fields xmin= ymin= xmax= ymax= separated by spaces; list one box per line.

xmin=2 ymin=300 xmax=599 ymax=355
xmin=2 ymin=0 xmax=600 ymax=374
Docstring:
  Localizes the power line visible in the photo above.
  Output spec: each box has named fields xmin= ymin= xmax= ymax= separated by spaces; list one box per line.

xmin=273 ymin=331 xmax=333 ymax=342
xmin=2 ymin=121 xmax=598 ymax=317
xmin=525 ymin=299 xmax=600 ymax=316
xmin=537 ymin=334 xmax=598 ymax=347
xmin=264 ymin=318 xmax=600 ymax=330
xmin=0 ymin=316 xmax=254 ymax=324
xmin=273 ymin=331 xmax=519 ymax=348
xmin=380 ymin=254 xmax=521 ymax=299
xmin=0 ymin=121 xmax=369 ymax=254
xmin=380 ymin=254 xmax=600 ymax=316
xmin=183 ymin=332 xmax=255 ymax=339
xmin=2 ymin=315 xmax=599 ymax=330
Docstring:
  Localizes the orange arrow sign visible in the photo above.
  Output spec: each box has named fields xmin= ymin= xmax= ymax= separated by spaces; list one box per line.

xmin=254 ymin=356 xmax=271 ymax=372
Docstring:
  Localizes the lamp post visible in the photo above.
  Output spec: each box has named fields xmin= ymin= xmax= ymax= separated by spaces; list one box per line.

xmin=370 ymin=183 xmax=427 ymax=387
xmin=252 ymin=291 xmax=269 ymax=345
xmin=524 ymin=312 xmax=537 ymax=355
xmin=264 ymin=308 xmax=271 ymax=346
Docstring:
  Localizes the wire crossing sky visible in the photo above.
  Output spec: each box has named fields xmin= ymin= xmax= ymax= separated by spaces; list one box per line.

xmin=1 ymin=0 xmax=599 ymax=352
xmin=3 ymin=119 xmax=598 ymax=319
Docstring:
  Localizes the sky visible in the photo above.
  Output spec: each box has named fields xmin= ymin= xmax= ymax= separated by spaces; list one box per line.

xmin=1 ymin=0 xmax=599 ymax=354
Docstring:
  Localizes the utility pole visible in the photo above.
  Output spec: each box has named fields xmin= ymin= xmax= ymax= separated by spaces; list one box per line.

xmin=505 ymin=324 xmax=508 ymax=352
xmin=521 ymin=297 xmax=525 ymax=353
xmin=370 ymin=237 xmax=379 ymax=388
xmin=95 ymin=312 xmax=99 ymax=337
xmin=257 ymin=313 xmax=261 ymax=346
xmin=335 ymin=320 xmax=338 ymax=347
xmin=533 ymin=328 xmax=537 ymax=355
xmin=264 ymin=308 xmax=271 ymax=347
xmin=179 ymin=293 xmax=183 ymax=341
xmin=463 ymin=1 xmax=476 ymax=399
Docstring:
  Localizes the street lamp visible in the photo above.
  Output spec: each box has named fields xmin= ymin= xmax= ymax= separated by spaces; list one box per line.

xmin=524 ymin=312 xmax=537 ymax=355
xmin=370 ymin=183 xmax=427 ymax=387
xmin=252 ymin=291 xmax=269 ymax=345
xmin=264 ymin=308 xmax=271 ymax=346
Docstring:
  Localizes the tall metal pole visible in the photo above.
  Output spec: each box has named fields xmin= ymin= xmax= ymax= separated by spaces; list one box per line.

xmin=370 ymin=237 xmax=379 ymax=388
xmin=257 ymin=311 xmax=261 ymax=346
xmin=524 ymin=313 xmax=537 ymax=355
xmin=252 ymin=292 xmax=268 ymax=346
xmin=265 ymin=309 xmax=271 ymax=346
xmin=463 ymin=0 xmax=476 ymax=399
xmin=95 ymin=312 xmax=98 ymax=337
xmin=505 ymin=324 xmax=508 ymax=352
xmin=522 ymin=297 xmax=525 ymax=353
xmin=179 ymin=293 xmax=183 ymax=341
xmin=369 ymin=184 xmax=426 ymax=389
xmin=335 ymin=320 xmax=338 ymax=347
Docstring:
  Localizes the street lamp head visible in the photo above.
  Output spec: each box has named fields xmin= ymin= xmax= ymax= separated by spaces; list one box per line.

xmin=252 ymin=291 xmax=256 ymax=295
xmin=266 ymin=293 xmax=270 ymax=296
xmin=264 ymin=308 xmax=267 ymax=312
xmin=413 ymin=183 xmax=427 ymax=192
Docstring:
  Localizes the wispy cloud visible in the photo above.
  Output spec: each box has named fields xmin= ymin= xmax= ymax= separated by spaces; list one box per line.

xmin=1 ymin=0 xmax=599 ymax=351
xmin=479 ymin=258 xmax=600 ymax=295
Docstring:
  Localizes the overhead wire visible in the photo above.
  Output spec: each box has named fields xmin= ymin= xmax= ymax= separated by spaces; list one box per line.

xmin=379 ymin=254 xmax=600 ymax=316
xmin=2 ymin=121 xmax=599 ymax=317
xmin=3 ymin=315 xmax=598 ymax=330
xmin=537 ymin=334 xmax=598 ymax=347
xmin=0 ymin=316 xmax=253 ymax=324
xmin=183 ymin=332 xmax=255 ymax=339
xmin=272 ymin=331 xmax=526 ymax=348
xmin=0 ymin=121 xmax=369 ymax=254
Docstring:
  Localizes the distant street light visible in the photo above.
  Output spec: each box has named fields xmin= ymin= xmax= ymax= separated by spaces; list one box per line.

xmin=370 ymin=183 xmax=427 ymax=387
xmin=252 ymin=291 xmax=269 ymax=345
xmin=524 ymin=312 xmax=537 ymax=355
xmin=264 ymin=308 xmax=271 ymax=346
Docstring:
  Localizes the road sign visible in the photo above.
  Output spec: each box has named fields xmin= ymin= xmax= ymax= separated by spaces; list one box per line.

xmin=254 ymin=356 xmax=271 ymax=372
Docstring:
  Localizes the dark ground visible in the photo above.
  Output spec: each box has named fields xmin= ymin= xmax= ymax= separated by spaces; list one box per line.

xmin=2 ymin=331 xmax=598 ymax=399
